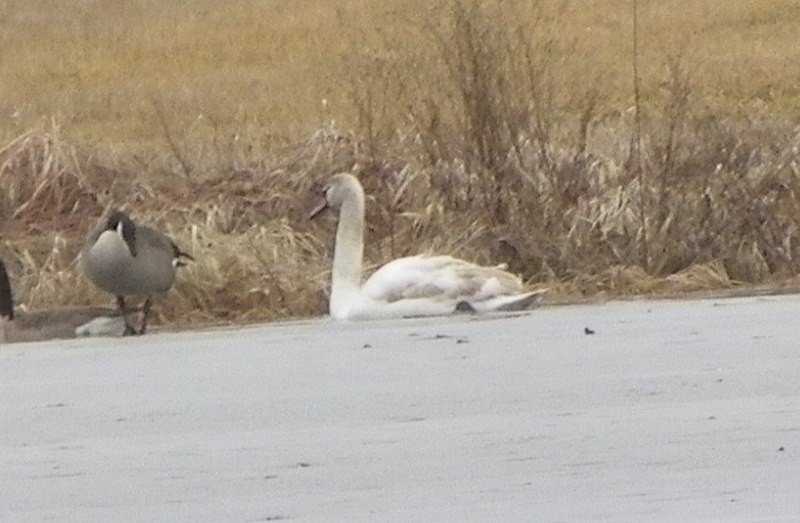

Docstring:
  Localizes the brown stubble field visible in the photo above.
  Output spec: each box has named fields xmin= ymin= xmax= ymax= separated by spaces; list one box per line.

xmin=1 ymin=0 xmax=799 ymax=328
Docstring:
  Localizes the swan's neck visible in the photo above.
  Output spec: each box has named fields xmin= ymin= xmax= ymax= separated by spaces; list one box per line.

xmin=330 ymin=188 xmax=365 ymax=317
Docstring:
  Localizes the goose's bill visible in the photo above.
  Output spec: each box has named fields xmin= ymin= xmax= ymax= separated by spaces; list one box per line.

xmin=308 ymin=199 xmax=329 ymax=220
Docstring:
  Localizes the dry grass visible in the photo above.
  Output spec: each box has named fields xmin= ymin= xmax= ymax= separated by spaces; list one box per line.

xmin=1 ymin=0 xmax=800 ymax=327
xmin=2 ymin=1 xmax=799 ymax=146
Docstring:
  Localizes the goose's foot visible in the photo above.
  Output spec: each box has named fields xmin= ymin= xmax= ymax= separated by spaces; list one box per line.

xmin=455 ymin=301 xmax=477 ymax=314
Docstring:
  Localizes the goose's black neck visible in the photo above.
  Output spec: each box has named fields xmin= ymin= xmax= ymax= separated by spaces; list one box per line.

xmin=107 ymin=210 xmax=138 ymax=257
xmin=0 ymin=259 xmax=14 ymax=320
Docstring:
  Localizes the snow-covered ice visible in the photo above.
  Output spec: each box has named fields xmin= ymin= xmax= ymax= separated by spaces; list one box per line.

xmin=2 ymin=295 xmax=799 ymax=522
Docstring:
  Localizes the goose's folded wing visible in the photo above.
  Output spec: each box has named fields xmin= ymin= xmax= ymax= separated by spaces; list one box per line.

xmin=137 ymin=226 xmax=192 ymax=263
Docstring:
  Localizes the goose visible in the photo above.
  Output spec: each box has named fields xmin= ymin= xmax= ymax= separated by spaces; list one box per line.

xmin=0 ymin=258 xmax=129 ymax=343
xmin=80 ymin=210 xmax=192 ymax=335
xmin=309 ymin=173 xmax=544 ymax=320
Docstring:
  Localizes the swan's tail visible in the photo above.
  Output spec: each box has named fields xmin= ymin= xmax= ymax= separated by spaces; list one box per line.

xmin=459 ymin=289 xmax=547 ymax=314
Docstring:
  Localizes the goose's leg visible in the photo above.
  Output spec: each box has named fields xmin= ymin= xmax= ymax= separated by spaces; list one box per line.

xmin=455 ymin=300 xmax=477 ymax=314
xmin=117 ymin=295 xmax=138 ymax=336
xmin=139 ymin=297 xmax=153 ymax=335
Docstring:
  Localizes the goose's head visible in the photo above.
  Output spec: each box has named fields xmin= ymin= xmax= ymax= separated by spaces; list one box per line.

xmin=309 ymin=173 xmax=364 ymax=219
xmin=105 ymin=210 xmax=138 ymax=257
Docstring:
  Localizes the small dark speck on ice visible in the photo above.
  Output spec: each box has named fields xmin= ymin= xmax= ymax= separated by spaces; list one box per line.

xmin=584 ymin=327 xmax=595 ymax=335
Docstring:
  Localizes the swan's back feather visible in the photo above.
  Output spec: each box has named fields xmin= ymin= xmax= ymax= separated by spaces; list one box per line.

xmin=361 ymin=255 xmax=524 ymax=304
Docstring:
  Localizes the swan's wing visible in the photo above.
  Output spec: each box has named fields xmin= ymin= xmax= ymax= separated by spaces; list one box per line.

xmin=360 ymin=255 xmax=524 ymax=304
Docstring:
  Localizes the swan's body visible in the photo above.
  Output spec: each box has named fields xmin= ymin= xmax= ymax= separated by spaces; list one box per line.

xmin=0 ymin=258 xmax=130 ymax=343
xmin=311 ymin=173 xmax=543 ymax=320
xmin=81 ymin=210 xmax=192 ymax=335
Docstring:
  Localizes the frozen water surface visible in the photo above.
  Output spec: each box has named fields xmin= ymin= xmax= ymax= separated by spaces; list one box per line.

xmin=1 ymin=295 xmax=799 ymax=522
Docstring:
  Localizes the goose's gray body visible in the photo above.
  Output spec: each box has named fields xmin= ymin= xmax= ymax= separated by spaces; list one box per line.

xmin=82 ymin=223 xmax=178 ymax=296
xmin=80 ymin=211 xmax=191 ymax=334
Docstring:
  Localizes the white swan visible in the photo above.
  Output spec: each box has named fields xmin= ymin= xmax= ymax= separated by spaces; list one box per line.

xmin=310 ymin=173 xmax=544 ymax=320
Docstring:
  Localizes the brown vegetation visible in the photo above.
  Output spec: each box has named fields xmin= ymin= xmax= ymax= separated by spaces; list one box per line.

xmin=1 ymin=1 xmax=800 ymax=328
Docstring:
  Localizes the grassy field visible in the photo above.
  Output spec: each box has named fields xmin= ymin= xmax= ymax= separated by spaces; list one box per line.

xmin=1 ymin=0 xmax=800 ymax=328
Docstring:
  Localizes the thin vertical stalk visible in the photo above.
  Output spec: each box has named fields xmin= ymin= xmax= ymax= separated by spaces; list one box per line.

xmin=631 ymin=0 xmax=648 ymax=270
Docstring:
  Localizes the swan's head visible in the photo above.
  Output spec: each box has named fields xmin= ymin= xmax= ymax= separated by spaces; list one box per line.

xmin=309 ymin=173 xmax=364 ymax=219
